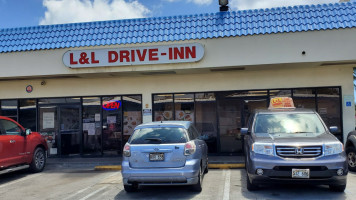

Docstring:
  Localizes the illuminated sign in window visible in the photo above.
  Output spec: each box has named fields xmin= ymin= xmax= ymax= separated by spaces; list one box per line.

xmin=102 ymin=100 xmax=121 ymax=111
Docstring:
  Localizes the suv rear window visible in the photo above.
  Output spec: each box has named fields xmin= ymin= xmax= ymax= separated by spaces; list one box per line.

xmin=129 ymin=127 xmax=188 ymax=144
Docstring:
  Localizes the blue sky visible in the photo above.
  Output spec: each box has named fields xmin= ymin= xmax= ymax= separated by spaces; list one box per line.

xmin=0 ymin=0 xmax=339 ymax=29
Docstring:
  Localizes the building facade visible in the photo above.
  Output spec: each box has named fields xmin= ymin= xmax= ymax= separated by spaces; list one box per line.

xmin=0 ymin=2 xmax=355 ymax=156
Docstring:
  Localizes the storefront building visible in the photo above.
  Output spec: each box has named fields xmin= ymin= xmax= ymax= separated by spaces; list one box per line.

xmin=0 ymin=2 xmax=355 ymax=156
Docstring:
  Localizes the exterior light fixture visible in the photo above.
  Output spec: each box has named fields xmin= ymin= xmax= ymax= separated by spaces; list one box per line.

xmin=219 ymin=0 xmax=229 ymax=12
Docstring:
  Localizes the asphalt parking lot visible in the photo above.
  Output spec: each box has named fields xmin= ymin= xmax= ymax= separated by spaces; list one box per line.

xmin=0 ymin=165 xmax=355 ymax=200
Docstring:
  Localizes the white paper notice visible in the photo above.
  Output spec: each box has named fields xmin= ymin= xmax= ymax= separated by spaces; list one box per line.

xmin=107 ymin=116 xmax=116 ymax=124
xmin=43 ymin=112 xmax=55 ymax=129
xmin=95 ymin=113 xmax=100 ymax=122
xmin=83 ymin=123 xmax=89 ymax=131
xmin=88 ymin=123 xmax=96 ymax=135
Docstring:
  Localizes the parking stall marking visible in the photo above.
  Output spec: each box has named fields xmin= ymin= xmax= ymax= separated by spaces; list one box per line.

xmin=78 ymin=185 xmax=109 ymax=200
xmin=223 ymin=169 xmax=231 ymax=200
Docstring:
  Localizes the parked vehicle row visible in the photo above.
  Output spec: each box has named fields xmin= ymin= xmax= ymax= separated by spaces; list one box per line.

xmin=121 ymin=97 xmax=350 ymax=193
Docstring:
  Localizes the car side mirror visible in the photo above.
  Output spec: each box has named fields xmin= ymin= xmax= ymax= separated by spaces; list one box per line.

xmin=241 ymin=128 xmax=250 ymax=135
xmin=329 ymin=126 xmax=338 ymax=133
xmin=25 ymin=129 xmax=32 ymax=136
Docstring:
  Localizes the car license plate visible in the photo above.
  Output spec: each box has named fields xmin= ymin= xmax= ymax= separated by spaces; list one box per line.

xmin=292 ymin=168 xmax=310 ymax=178
xmin=149 ymin=153 xmax=164 ymax=161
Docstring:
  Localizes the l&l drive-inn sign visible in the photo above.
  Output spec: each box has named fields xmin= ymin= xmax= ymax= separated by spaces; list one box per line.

xmin=63 ymin=43 xmax=204 ymax=68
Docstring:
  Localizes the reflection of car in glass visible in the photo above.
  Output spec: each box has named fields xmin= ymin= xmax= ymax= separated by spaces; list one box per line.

xmin=242 ymin=97 xmax=348 ymax=192
xmin=0 ymin=116 xmax=48 ymax=175
xmin=345 ymin=131 xmax=356 ymax=171
xmin=121 ymin=121 xmax=208 ymax=192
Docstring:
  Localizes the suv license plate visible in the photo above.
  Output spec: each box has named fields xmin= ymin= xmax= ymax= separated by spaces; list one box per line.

xmin=149 ymin=153 xmax=164 ymax=161
xmin=292 ymin=169 xmax=310 ymax=178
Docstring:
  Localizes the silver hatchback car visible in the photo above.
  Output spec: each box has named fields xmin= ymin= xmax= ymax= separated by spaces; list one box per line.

xmin=121 ymin=121 xmax=208 ymax=192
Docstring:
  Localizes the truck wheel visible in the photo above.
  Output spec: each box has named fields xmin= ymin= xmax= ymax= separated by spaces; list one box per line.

xmin=329 ymin=184 xmax=346 ymax=192
xmin=246 ymin=172 xmax=259 ymax=191
xmin=29 ymin=147 xmax=46 ymax=173
xmin=124 ymin=184 xmax=138 ymax=192
xmin=192 ymin=167 xmax=202 ymax=192
xmin=346 ymin=146 xmax=356 ymax=172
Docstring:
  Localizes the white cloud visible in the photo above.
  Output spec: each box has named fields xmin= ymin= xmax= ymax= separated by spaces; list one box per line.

xmin=39 ymin=0 xmax=151 ymax=25
xmin=229 ymin=0 xmax=339 ymax=10
xmin=188 ymin=0 xmax=213 ymax=5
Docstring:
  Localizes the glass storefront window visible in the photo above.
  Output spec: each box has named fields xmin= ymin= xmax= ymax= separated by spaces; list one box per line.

xmin=83 ymin=97 xmax=102 ymax=155
xmin=19 ymin=99 xmax=36 ymax=131
xmin=317 ymin=88 xmax=341 ymax=138
xmin=293 ymin=88 xmax=316 ymax=109
xmin=174 ymin=94 xmax=194 ymax=122
xmin=123 ymin=96 xmax=142 ymax=145
xmin=38 ymin=98 xmax=80 ymax=104
xmin=102 ymin=96 xmax=122 ymax=155
xmin=153 ymin=94 xmax=174 ymax=121
xmin=195 ymin=93 xmax=217 ymax=153
xmin=1 ymin=100 xmax=18 ymax=121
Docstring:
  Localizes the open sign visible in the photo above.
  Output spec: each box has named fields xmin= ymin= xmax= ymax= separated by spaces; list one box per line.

xmin=103 ymin=100 xmax=121 ymax=111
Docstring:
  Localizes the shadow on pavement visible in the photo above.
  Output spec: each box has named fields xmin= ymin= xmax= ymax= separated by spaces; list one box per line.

xmin=115 ymin=185 xmax=201 ymax=199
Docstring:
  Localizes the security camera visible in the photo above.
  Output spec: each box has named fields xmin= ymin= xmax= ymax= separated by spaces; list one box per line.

xmin=41 ymin=80 xmax=46 ymax=86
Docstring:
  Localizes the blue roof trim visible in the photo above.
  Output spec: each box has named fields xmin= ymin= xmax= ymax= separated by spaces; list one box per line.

xmin=0 ymin=2 xmax=355 ymax=53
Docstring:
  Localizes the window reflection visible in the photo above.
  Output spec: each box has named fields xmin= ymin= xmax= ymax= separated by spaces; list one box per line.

xmin=153 ymin=94 xmax=173 ymax=121
xmin=83 ymin=97 xmax=102 ymax=155
xmin=123 ymin=96 xmax=142 ymax=145
xmin=19 ymin=99 xmax=36 ymax=131
xmin=293 ymin=89 xmax=316 ymax=110
xmin=174 ymin=94 xmax=194 ymax=122
xmin=1 ymin=100 xmax=18 ymax=121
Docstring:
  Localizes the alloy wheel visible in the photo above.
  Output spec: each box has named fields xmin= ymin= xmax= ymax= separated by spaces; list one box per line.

xmin=348 ymin=151 xmax=356 ymax=168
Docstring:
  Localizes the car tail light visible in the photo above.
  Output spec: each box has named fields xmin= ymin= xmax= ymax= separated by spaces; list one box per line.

xmin=184 ymin=141 xmax=196 ymax=156
xmin=123 ymin=144 xmax=131 ymax=157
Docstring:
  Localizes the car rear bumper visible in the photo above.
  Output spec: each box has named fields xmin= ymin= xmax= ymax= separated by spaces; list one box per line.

xmin=247 ymin=153 xmax=348 ymax=186
xmin=121 ymin=158 xmax=201 ymax=186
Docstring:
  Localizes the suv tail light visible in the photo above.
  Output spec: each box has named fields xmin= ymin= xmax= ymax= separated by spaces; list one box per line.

xmin=184 ymin=141 xmax=196 ymax=156
xmin=123 ymin=144 xmax=131 ymax=157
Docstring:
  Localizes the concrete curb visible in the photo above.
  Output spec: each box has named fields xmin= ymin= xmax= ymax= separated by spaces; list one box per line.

xmin=94 ymin=163 xmax=245 ymax=171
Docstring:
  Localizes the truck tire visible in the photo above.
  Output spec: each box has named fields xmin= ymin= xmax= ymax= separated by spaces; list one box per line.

xmin=346 ymin=146 xmax=356 ymax=172
xmin=29 ymin=147 xmax=46 ymax=173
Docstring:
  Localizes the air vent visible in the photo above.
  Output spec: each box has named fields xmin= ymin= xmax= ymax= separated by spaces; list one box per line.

xmin=141 ymin=71 xmax=176 ymax=75
xmin=210 ymin=67 xmax=245 ymax=72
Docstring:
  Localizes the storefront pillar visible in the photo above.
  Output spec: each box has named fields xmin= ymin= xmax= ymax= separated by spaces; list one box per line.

xmin=142 ymin=92 xmax=153 ymax=123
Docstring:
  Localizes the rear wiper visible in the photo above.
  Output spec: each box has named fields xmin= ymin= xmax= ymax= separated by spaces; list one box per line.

xmin=145 ymin=138 xmax=162 ymax=143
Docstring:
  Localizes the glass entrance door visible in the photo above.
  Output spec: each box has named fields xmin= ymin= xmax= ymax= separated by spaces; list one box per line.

xmin=59 ymin=105 xmax=81 ymax=155
xmin=39 ymin=104 xmax=81 ymax=156
xmin=217 ymin=93 xmax=243 ymax=154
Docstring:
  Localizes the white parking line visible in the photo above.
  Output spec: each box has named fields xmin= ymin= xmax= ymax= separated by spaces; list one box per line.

xmin=223 ymin=170 xmax=231 ymax=200
xmin=78 ymin=185 xmax=109 ymax=200
xmin=0 ymin=173 xmax=42 ymax=189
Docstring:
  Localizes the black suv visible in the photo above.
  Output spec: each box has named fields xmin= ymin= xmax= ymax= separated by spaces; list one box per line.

xmin=346 ymin=131 xmax=356 ymax=171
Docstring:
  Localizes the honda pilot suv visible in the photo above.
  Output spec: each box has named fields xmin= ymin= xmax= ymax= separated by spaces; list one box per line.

xmin=242 ymin=97 xmax=348 ymax=192
xmin=121 ymin=121 xmax=208 ymax=192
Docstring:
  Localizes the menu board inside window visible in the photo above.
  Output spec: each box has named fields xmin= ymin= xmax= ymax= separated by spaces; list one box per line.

xmin=153 ymin=94 xmax=173 ymax=121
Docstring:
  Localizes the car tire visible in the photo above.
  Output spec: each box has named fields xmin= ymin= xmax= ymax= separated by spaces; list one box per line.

xmin=329 ymin=184 xmax=346 ymax=192
xmin=204 ymin=160 xmax=209 ymax=174
xmin=124 ymin=184 xmax=138 ymax=192
xmin=246 ymin=172 xmax=259 ymax=191
xmin=192 ymin=167 xmax=203 ymax=192
xmin=29 ymin=147 xmax=46 ymax=173
xmin=346 ymin=146 xmax=356 ymax=172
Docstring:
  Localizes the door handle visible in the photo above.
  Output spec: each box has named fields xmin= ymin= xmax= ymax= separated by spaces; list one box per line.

xmin=10 ymin=140 xmax=15 ymax=143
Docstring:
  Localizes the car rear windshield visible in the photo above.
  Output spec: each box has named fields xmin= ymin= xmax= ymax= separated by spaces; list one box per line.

xmin=253 ymin=113 xmax=326 ymax=136
xmin=129 ymin=127 xmax=188 ymax=144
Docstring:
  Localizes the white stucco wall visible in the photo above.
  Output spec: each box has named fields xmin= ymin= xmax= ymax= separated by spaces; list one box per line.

xmin=0 ymin=28 xmax=355 ymax=143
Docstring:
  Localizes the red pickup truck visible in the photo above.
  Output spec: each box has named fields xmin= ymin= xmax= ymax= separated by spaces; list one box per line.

xmin=0 ymin=116 xmax=48 ymax=175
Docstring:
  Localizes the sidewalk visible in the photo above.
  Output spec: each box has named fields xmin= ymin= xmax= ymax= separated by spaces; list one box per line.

xmin=46 ymin=156 xmax=245 ymax=170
